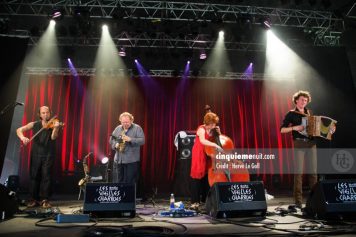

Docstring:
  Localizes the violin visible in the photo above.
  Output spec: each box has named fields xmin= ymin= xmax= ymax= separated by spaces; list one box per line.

xmin=24 ymin=115 xmax=65 ymax=146
xmin=43 ymin=118 xmax=65 ymax=129
xmin=204 ymin=106 xmax=250 ymax=187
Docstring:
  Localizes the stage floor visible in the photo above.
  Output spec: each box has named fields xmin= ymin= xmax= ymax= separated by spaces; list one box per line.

xmin=1 ymin=194 xmax=356 ymax=237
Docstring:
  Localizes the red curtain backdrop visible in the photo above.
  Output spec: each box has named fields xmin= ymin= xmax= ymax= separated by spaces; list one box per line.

xmin=19 ymin=74 xmax=295 ymax=192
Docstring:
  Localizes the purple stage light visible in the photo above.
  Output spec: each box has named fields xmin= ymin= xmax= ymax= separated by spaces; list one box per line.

xmin=200 ymin=53 xmax=207 ymax=60
xmin=118 ymin=47 xmax=126 ymax=57
xmin=182 ymin=60 xmax=190 ymax=80
xmin=67 ymin=58 xmax=78 ymax=77
xmin=135 ymin=59 xmax=149 ymax=77
xmin=242 ymin=63 xmax=253 ymax=80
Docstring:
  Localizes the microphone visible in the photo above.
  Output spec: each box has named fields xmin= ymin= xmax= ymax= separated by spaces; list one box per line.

xmin=1 ymin=101 xmax=24 ymax=115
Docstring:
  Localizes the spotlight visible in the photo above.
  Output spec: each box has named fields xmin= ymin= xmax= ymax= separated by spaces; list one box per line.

xmin=134 ymin=59 xmax=138 ymax=63
xmin=67 ymin=58 xmax=71 ymax=62
xmin=187 ymin=60 xmax=190 ymax=64
xmin=50 ymin=8 xmax=63 ymax=21
xmin=101 ymin=157 xmax=109 ymax=165
xmin=250 ymin=62 xmax=253 ymax=66
xmin=199 ymin=52 xmax=207 ymax=60
xmin=263 ymin=20 xmax=271 ymax=29
xmin=118 ymin=47 xmax=126 ymax=57
xmin=53 ymin=11 xmax=62 ymax=19
xmin=219 ymin=31 xmax=224 ymax=37
xmin=260 ymin=17 xmax=271 ymax=29
xmin=102 ymin=24 xmax=108 ymax=31
xmin=49 ymin=20 xmax=56 ymax=26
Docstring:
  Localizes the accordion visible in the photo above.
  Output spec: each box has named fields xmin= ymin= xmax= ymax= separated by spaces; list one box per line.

xmin=300 ymin=116 xmax=337 ymax=140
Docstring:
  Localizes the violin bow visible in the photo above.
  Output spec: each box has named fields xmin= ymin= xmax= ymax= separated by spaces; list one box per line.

xmin=25 ymin=115 xmax=58 ymax=145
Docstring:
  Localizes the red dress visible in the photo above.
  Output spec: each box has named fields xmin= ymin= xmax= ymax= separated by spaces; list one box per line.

xmin=190 ymin=125 xmax=211 ymax=179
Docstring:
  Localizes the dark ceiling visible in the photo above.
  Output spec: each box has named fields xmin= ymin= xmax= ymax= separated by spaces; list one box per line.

xmin=0 ymin=0 xmax=355 ymax=49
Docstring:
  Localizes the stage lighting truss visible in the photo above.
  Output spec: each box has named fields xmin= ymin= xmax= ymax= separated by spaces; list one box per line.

xmin=1 ymin=0 xmax=344 ymax=30
xmin=23 ymin=26 xmax=342 ymax=48
xmin=1 ymin=1 xmax=346 ymax=48
xmin=25 ymin=67 xmax=293 ymax=80
xmin=26 ymin=31 xmax=267 ymax=51
xmin=313 ymin=30 xmax=342 ymax=46
xmin=346 ymin=3 xmax=356 ymax=19
xmin=26 ymin=67 xmax=96 ymax=76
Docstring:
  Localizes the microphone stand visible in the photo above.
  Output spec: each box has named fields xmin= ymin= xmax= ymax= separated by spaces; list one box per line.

xmin=0 ymin=102 xmax=20 ymax=116
xmin=78 ymin=152 xmax=92 ymax=200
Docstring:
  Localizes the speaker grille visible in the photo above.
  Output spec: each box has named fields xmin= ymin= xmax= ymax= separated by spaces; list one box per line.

xmin=178 ymin=134 xmax=195 ymax=160
xmin=205 ymin=181 xmax=267 ymax=218
xmin=83 ymin=183 xmax=136 ymax=218
xmin=306 ymin=180 xmax=356 ymax=219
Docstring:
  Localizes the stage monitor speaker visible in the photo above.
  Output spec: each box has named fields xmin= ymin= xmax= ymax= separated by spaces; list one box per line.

xmin=205 ymin=181 xmax=267 ymax=218
xmin=173 ymin=131 xmax=195 ymax=196
xmin=305 ymin=180 xmax=356 ymax=219
xmin=178 ymin=132 xmax=195 ymax=160
xmin=0 ymin=184 xmax=18 ymax=219
xmin=83 ymin=183 xmax=136 ymax=218
xmin=173 ymin=158 xmax=191 ymax=197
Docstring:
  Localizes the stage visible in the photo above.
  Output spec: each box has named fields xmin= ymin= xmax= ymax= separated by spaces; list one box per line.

xmin=1 ymin=2 xmax=356 ymax=236
xmin=1 ymin=193 xmax=356 ymax=237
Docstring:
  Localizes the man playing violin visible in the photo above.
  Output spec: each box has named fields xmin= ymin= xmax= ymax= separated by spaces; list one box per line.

xmin=17 ymin=106 xmax=60 ymax=208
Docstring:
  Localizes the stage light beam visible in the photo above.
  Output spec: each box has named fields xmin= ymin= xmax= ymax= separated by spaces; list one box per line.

xmin=22 ymin=17 xmax=60 ymax=68
xmin=93 ymin=22 xmax=127 ymax=76
xmin=265 ymin=30 xmax=301 ymax=79
xmin=201 ymin=29 xmax=232 ymax=77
